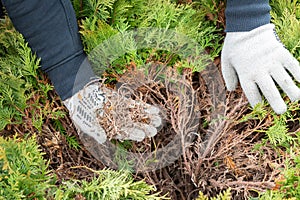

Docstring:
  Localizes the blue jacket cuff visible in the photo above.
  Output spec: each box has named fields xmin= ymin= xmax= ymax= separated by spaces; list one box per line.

xmin=225 ymin=0 xmax=271 ymax=32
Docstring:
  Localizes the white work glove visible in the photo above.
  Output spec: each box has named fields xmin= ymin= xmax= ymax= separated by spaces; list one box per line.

xmin=63 ymin=82 xmax=162 ymax=144
xmin=221 ymin=23 xmax=300 ymax=114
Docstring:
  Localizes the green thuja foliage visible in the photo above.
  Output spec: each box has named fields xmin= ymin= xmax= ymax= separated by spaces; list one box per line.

xmin=0 ymin=136 xmax=53 ymax=200
xmin=193 ymin=0 xmax=225 ymax=33
xmin=259 ymin=1 xmax=300 ymax=198
xmin=259 ymin=191 xmax=296 ymax=200
xmin=250 ymin=1 xmax=300 ymax=198
xmin=0 ymin=136 xmax=168 ymax=200
xmin=195 ymin=188 xmax=231 ymax=200
xmin=55 ymin=169 xmax=168 ymax=200
xmin=73 ymin=0 xmax=223 ymax=78
xmin=265 ymin=115 xmax=294 ymax=148
xmin=0 ymin=18 xmax=60 ymax=131
xmin=0 ymin=19 xmax=36 ymax=130
xmin=270 ymin=0 xmax=300 ymax=61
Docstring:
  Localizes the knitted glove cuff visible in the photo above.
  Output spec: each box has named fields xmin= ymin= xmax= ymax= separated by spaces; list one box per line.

xmin=225 ymin=0 xmax=271 ymax=32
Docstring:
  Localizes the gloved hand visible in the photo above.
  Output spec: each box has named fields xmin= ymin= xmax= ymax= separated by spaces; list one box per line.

xmin=63 ymin=82 xmax=162 ymax=144
xmin=221 ymin=23 xmax=300 ymax=114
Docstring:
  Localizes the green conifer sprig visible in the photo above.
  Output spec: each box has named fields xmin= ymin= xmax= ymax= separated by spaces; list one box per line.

xmin=0 ymin=19 xmax=40 ymax=130
xmin=75 ymin=0 xmax=223 ymax=76
xmin=0 ymin=18 xmax=65 ymax=131
xmin=270 ymin=0 xmax=300 ymax=61
xmin=56 ymin=168 xmax=168 ymax=200
xmin=0 ymin=136 xmax=52 ymax=199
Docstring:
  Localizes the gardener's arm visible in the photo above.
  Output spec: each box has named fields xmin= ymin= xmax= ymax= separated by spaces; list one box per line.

xmin=222 ymin=0 xmax=300 ymax=114
xmin=2 ymin=0 xmax=161 ymax=143
xmin=2 ymin=0 xmax=94 ymax=100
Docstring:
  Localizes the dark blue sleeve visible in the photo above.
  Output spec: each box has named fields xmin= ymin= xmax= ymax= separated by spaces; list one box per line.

xmin=225 ymin=0 xmax=271 ymax=32
xmin=2 ymin=0 xmax=96 ymax=100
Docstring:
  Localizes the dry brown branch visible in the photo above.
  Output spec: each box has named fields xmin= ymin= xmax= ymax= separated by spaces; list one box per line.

xmin=1 ymin=55 xmax=295 ymax=199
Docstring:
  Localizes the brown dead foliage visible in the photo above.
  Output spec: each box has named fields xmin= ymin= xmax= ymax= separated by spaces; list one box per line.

xmin=117 ymin=61 xmax=284 ymax=199
xmin=1 ymin=1 xmax=295 ymax=199
xmin=0 ymin=5 xmax=291 ymax=197
xmin=0 ymin=61 xmax=291 ymax=199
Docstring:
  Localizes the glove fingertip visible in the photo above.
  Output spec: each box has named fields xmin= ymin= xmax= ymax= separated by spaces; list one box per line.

xmin=130 ymin=129 xmax=146 ymax=142
xmin=221 ymin=60 xmax=238 ymax=91
xmin=291 ymin=61 xmax=300 ymax=82
xmin=225 ymin=80 xmax=238 ymax=91
xmin=241 ymin=83 xmax=263 ymax=108
xmin=283 ymin=51 xmax=300 ymax=81
xmin=248 ymin=97 xmax=263 ymax=109
xmin=289 ymin=88 xmax=300 ymax=102
xmin=121 ymin=128 xmax=146 ymax=142
xmin=223 ymin=72 xmax=238 ymax=91
xmin=145 ymin=125 xmax=158 ymax=137
xmin=273 ymin=104 xmax=287 ymax=115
